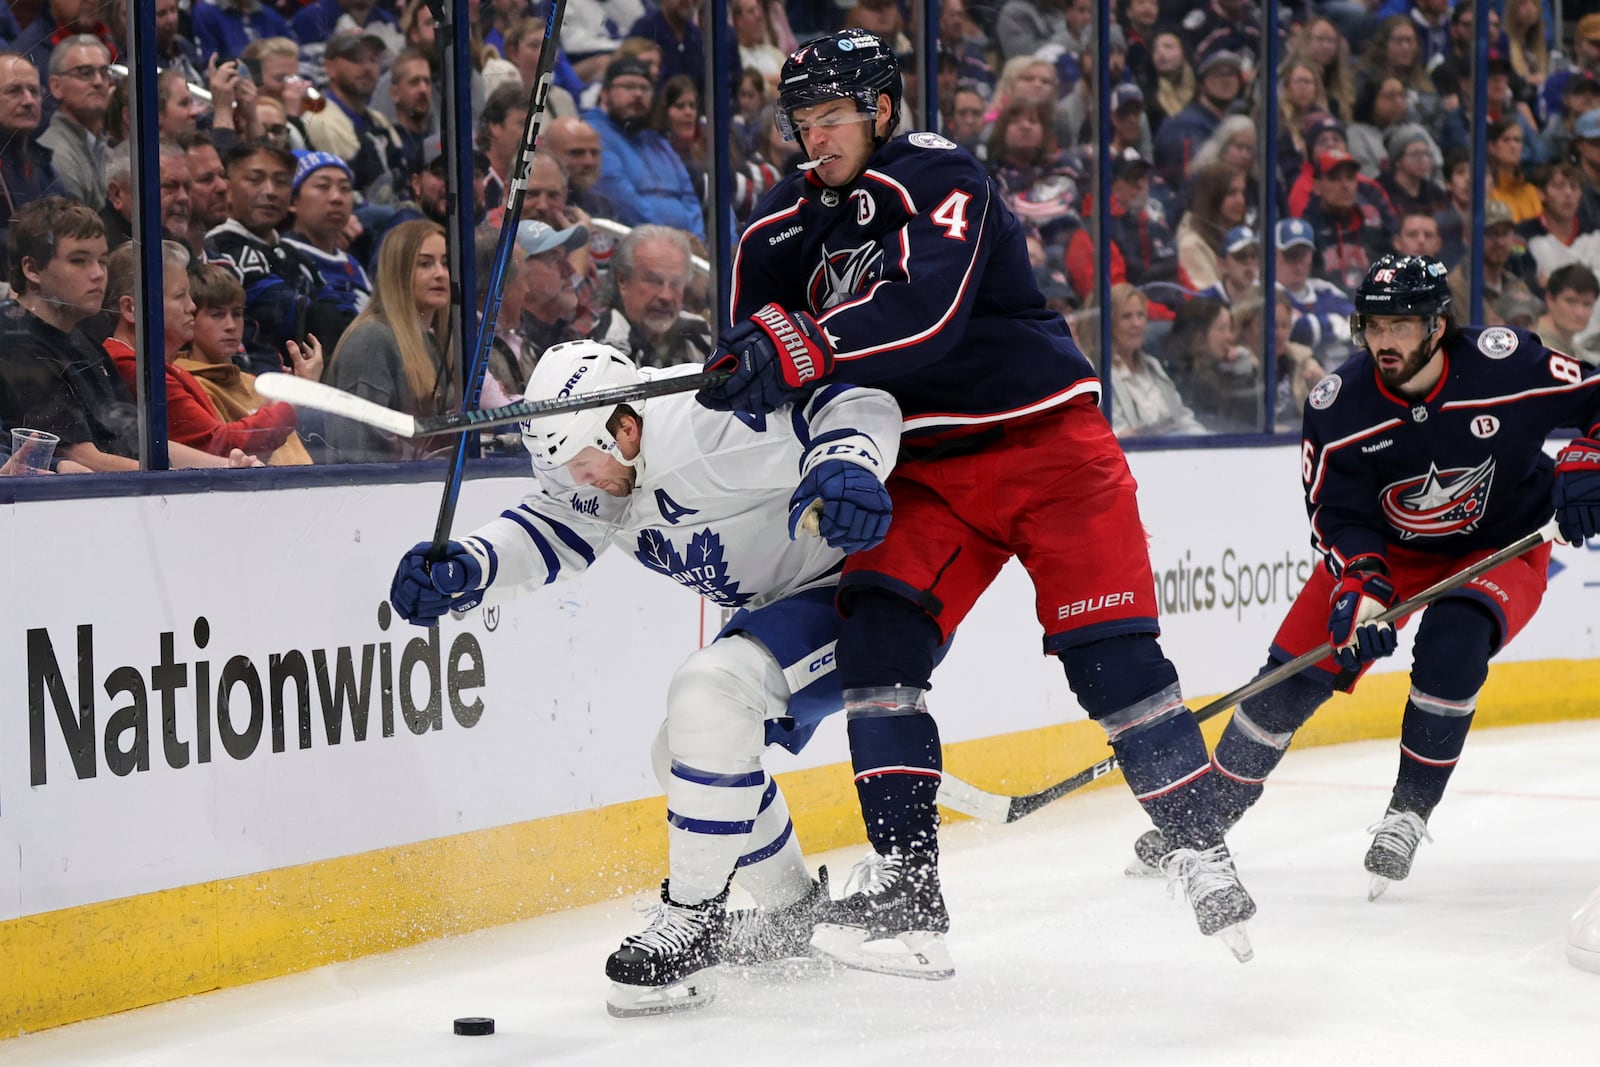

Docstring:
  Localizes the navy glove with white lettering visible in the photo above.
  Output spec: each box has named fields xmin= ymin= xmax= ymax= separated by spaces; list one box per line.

xmin=789 ymin=460 xmax=893 ymax=553
xmin=699 ymin=303 xmax=834 ymax=415
xmin=390 ymin=540 xmax=486 ymax=627
xmin=1327 ymin=557 xmax=1398 ymax=671
xmin=1553 ymin=436 xmax=1600 ymax=546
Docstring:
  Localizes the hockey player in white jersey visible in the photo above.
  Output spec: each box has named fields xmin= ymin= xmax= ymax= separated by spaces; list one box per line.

xmin=387 ymin=340 xmax=902 ymax=1017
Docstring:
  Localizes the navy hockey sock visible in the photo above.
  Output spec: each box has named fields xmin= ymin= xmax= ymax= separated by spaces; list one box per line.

xmin=1060 ymin=636 xmax=1221 ymax=850
xmin=1211 ymin=667 xmax=1335 ymax=828
xmin=1393 ymin=600 xmax=1495 ymax=818
xmin=844 ymin=686 xmax=942 ymax=857
xmin=835 ymin=589 xmax=943 ymax=691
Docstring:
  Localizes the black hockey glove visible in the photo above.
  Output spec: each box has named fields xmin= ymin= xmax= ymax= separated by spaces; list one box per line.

xmin=390 ymin=540 xmax=487 ymax=627
xmin=789 ymin=459 xmax=893 ymax=553
xmin=1553 ymin=436 xmax=1600 ymax=546
xmin=699 ymin=303 xmax=834 ymax=415
xmin=1327 ymin=556 xmax=1398 ymax=671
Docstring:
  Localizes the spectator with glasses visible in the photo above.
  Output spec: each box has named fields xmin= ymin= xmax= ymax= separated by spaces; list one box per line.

xmin=585 ymin=56 xmax=704 ymax=239
xmin=0 ymin=52 xmax=64 ymax=281
xmin=38 ymin=34 xmax=112 ymax=210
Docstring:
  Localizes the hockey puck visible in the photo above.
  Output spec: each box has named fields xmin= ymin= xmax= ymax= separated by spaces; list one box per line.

xmin=453 ymin=1017 xmax=495 ymax=1036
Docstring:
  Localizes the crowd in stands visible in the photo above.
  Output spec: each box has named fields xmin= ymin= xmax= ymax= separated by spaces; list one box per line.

xmin=2 ymin=1 xmax=1599 ymax=473
xmin=929 ymin=0 xmax=1600 ymax=438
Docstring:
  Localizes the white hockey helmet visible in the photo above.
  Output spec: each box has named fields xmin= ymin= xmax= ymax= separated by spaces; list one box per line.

xmin=520 ymin=340 xmax=642 ymax=471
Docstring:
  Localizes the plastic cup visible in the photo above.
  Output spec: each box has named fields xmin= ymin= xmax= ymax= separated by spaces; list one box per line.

xmin=9 ymin=428 xmax=59 ymax=475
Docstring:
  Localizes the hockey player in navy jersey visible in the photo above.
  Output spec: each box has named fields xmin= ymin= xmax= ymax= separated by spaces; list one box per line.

xmin=698 ymin=31 xmax=1257 ymax=974
xmin=387 ymin=341 xmax=903 ymax=1016
xmin=1130 ymin=254 xmax=1600 ymax=899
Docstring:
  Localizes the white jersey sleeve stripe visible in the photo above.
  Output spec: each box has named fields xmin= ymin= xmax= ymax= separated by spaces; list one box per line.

xmin=500 ymin=508 xmax=563 ymax=585
xmin=1438 ymin=376 xmax=1600 ymax=410
xmin=1306 ymin=417 xmax=1406 ymax=503
xmin=513 ymin=503 xmax=598 ymax=566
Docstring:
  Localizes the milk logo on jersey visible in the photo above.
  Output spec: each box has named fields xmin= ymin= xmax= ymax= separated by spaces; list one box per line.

xmin=635 ymin=528 xmax=753 ymax=607
xmin=1309 ymin=374 xmax=1341 ymax=410
xmin=1477 ymin=326 xmax=1518 ymax=359
xmin=809 ymin=241 xmax=884 ymax=310
xmin=1379 ymin=458 xmax=1495 ymax=538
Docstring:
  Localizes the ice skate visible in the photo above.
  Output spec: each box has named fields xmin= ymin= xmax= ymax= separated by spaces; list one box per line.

xmin=1126 ymin=828 xmax=1167 ymax=877
xmin=1365 ymin=807 xmax=1432 ymax=901
xmin=723 ymin=870 xmax=829 ymax=966
xmin=1161 ymin=844 xmax=1256 ymax=963
xmin=810 ymin=850 xmax=954 ymax=980
xmin=605 ymin=883 xmax=729 ymax=1018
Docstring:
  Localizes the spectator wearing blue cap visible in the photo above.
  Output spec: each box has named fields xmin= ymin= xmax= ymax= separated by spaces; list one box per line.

xmin=1192 ymin=225 xmax=1258 ymax=307
xmin=1574 ymin=108 xmax=1600 ymax=227
xmin=482 ymin=219 xmax=589 ymax=395
xmin=282 ymin=151 xmax=370 ymax=352
xmin=584 ymin=56 xmax=705 ymax=239
xmin=207 ymin=141 xmax=350 ymax=376
xmin=1273 ymin=217 xmax=1356 ymax=369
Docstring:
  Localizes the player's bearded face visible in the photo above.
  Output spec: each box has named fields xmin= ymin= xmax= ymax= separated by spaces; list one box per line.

xmin=1366 ymin=315 xmax=1438 ymax=391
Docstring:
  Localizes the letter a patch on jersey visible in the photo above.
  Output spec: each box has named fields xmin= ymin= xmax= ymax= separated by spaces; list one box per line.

xmin=654 ymin=488 xmax=700 ymax=525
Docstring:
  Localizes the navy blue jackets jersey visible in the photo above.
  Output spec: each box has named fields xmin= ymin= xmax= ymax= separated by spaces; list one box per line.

xmin=1302 ymin=325 xmax=1600 ymax=572
xmin=730 ymin=132 xmax=1098 ymax=437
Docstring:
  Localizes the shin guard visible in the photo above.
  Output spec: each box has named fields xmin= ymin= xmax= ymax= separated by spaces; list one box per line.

xmin=844 ymin=686 xmax=942 ymax=857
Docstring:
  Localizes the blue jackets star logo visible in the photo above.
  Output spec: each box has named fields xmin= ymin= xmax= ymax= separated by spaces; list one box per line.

xmin=1379 ymin=458 xmax=1495 ymax=538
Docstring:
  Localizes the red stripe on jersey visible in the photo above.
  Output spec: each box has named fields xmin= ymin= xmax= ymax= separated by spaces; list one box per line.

xmin=729 ymin=199 xmax=808 ymax=328
xmin=861 ymin=168 xmax=917 ymax=213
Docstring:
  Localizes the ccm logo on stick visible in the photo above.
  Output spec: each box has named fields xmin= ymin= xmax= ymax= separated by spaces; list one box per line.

xmin=1057 ymin=591 xmax=1135 ymax=620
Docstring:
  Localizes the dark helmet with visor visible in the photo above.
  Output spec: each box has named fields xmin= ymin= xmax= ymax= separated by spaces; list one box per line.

xmin=776 ymin=31 xmax=902 ymax=145
xmin=1350 ymin=253 xmax=1453 ymax=346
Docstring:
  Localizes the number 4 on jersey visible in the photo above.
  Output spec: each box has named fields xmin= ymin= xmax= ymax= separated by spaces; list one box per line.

xmin=931 ymin=190 xmax=973 ymax=240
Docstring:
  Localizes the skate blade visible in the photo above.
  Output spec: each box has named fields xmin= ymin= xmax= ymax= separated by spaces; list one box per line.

xmin=604 ymin=970 xmax=717 ymax=1018
xmin=1567 ymin=943 xmax=1600 ymax=975
xmin=1213 ymin=922 xmax=1254 ymax=963
xmin=1368 ymin=875 xmax=1391 ymax=902
xmin=810 ymin=925 xmax=954 ymax=980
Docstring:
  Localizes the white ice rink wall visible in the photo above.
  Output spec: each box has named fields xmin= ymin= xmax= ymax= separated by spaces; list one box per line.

xmin=3 ymin=444 xmax=1597 ymax=1036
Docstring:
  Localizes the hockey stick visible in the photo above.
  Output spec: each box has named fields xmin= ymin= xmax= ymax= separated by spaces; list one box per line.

xmin=933 ymin=518 xmax=1563 ymax=824
xmin=427 ymin=0 xmax=569 ymax=560
xmin=255 ymin=371 xmax=728 ymax=438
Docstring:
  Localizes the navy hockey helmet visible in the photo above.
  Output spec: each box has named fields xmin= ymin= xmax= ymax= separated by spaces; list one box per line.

xmin=1350 ymin=253 xmax=1452 ymax=345
xmin=776 ymin=31 xmax=902 ymax=145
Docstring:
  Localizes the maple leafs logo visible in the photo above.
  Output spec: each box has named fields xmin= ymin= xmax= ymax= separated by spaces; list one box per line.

xmin=634 ymin=528 xmax=752 ymax=607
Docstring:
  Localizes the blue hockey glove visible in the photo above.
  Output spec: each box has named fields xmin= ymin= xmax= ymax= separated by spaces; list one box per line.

xmin=1327 ymin=558 xmax=1398 ymax=671
xmin=698 ymin=303 xmax=834 ymax=415
xmin=789 ymin=460 xmax=892 ymax=554
xmin=389 ymin=540 xmax=486 ymax=627
xmin=1553 ymin=437 xmax=1600 ymax=546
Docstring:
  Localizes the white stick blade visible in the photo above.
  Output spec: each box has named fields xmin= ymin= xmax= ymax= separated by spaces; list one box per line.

xmin=255 ymin=374 xmax=419 ymax=438
xmin=934 ymin=775 xmax=1013 ymax=823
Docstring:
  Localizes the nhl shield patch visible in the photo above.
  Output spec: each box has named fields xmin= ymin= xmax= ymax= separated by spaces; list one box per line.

xmin=1309 ymin=374 xmax=1342 ymax=410
xmin=1477 ymin=326 xmax=1518 ymax=359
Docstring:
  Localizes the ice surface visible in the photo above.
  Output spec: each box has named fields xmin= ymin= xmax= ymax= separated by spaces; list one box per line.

xmin=8 ymin=721 xmax=1599 ymax=1065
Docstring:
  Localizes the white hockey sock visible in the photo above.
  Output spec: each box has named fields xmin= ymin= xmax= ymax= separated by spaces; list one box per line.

xmin=733 ymin=777 xmax=810 ymax=909
xmin=666 ymin=759 xmax=770 ymax=905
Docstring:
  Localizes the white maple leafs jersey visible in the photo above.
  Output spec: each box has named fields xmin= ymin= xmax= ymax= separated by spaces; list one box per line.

xmin=458 ymin=368 xmax=902 ymax=610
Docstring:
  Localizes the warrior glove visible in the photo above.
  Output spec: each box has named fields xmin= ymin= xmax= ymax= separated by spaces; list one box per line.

xmin=789 ymin=459 xmax=893 ymax=554
xmin=699 ymin=303 xmax=834 ymax=415
xmin=1553 ymin=437 xmax=1600 ymax=547
xmin=390 ymin=540 xmax=487 ymax=626
xmin=1328 ymin=557 xmax=1398 ymax=671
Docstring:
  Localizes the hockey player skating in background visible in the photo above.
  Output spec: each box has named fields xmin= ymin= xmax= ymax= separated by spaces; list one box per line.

xmin=387 ymin=341 xmax=903 ymax=1016
xmin=698 ymin=31 xmax=1257 ymax=974
xmin=1131 ymin=255 xmax=1600 ymax=899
